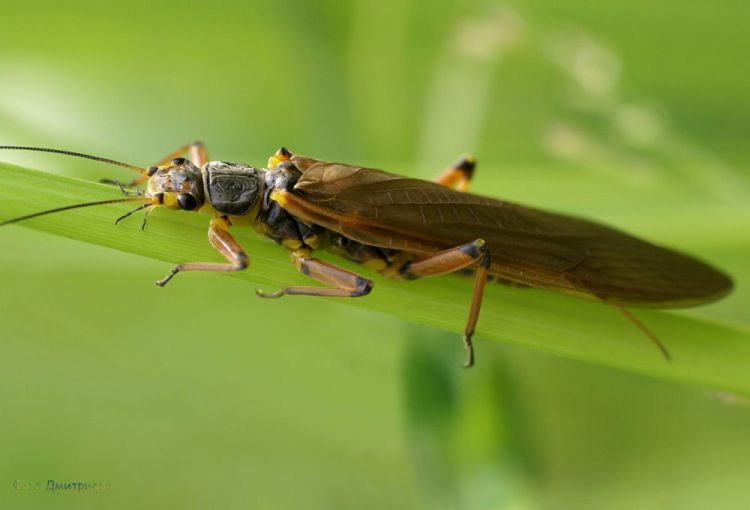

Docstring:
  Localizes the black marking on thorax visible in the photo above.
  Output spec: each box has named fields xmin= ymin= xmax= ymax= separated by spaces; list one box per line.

xmin=203 ymin=162 xmax=261 ymax=216
xmin=260 ymin=161 xmax=320 ymax=246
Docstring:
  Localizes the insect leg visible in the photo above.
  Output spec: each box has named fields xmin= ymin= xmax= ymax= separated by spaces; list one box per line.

xmin=432 ymin=155 xmax=476 ymax=192
xmin=155 ymin=217 xmax=248 ymax=287
xmin=154 ymin=141 xmax=209 ymax=167
xmin=616 ymin=306 xmax=671 ymax=361
xmin=256 ymin=249 xmax=373 ymax=298
xmin=399 ymin=239 xmax=490 ymax=368
xmin=103 ymin=141 xmax=209 ymax=189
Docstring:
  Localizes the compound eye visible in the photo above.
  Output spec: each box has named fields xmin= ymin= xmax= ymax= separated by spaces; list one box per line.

xmin=177 ymin=193 xmax=198 ymax=211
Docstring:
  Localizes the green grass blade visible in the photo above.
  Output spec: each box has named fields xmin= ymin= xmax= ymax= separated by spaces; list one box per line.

xmin=2 ymin=163 xmax=748 ymax=394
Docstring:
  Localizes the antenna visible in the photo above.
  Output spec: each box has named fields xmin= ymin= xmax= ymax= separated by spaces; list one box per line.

xmin=0 ymin=146 xmax=145 ymax=174
xmin=0 ymin=198 xmax=148 ymax=226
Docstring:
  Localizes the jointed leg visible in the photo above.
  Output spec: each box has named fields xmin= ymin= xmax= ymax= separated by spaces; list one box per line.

xmin=104 ymin=141 xmax=209 ymax=189
xmin=399 ymin=239 xmax=490 ymax=368
xmin=616 ymin=306 xmax=671 ymax=361
xmin=156 ymin=216 xmax=248 ymax=287
xmin=257 ymin=248 xmax=372 ymax=298
xmin=154 ymin=140 xmax=209 ymax=167
xmin=433 ymin=155 xmax=476 ymax=192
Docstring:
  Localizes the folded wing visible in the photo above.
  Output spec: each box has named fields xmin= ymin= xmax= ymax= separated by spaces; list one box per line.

xmin=284 ymin=158 xmax=732 ymax=307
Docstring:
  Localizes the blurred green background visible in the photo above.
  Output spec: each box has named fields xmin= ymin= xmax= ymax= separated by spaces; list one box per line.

xmin=1 ymin=1 xmax=748 ymax=508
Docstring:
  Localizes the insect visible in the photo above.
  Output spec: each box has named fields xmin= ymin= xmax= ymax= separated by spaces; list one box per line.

xmin=0 ymin=143 xmax=733 ymax=367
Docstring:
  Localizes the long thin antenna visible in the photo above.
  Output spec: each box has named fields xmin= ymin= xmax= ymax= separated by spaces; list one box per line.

xmin=0 ymin=197 xmax=147 ymax=226
xmin=0 ymin=146 xmax=145 ymax=174
xmin=616 ymin=306 xmax=671 ymax=361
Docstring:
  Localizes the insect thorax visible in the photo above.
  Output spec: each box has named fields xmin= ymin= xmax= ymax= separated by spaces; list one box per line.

xmin=202 ymin=161 xmax=262 ymax=216
xmin=257 ymin=161 xmax=320 ymax=247
xmin=254 ymin=160 xmax=398 ymax=272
